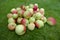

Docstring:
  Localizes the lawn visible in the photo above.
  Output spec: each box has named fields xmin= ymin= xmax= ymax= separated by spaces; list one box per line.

xmin=0 ymin=0 xmax=60 ymax=40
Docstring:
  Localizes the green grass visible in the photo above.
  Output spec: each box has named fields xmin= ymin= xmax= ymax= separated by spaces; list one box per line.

xmin=0 ymin=0 xmax=60 ymax=40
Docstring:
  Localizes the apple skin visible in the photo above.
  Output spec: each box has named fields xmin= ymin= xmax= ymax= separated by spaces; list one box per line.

xmin=35 ymin=20 xmax=44 ymax=28
xmin=28 ymin=23 xmax=35 ymax=31
xmin=15 ymin=25 xmax=26 ymax=35
xmin=47 ymin=17 xmax=56 ymax=25
xmin=40 ymin=8 xmax=44 ymax=15
xmin=7 ymin=13 xmax=13 ymax=18
xmin=8 ymin=23 xmax=16 ymax=30
xmin=21 ymin=18 xmax=29 ymax=26
xmin=17 ymin=17 xmax=23 ymax=23
xmin=8 ymin=18 xmax=15 ymax=23
xmin=23 ymin=11 xmax=32 ymax=19
xmin=12 ymin=14 xmax=18 ymax=19
xmin=29 ymin=17 xmax=35 ymax=23
xmin=11 ymin=8 xmax=18 ymax=14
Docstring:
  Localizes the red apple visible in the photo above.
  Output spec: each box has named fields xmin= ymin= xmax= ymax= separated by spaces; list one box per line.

xmin=21 ymin=18 xmax=29 ymax=26
xmin=11 ymin=8 xmax=18 ymax=14
xmin=47 ymin=17 xmax=56 ymax=25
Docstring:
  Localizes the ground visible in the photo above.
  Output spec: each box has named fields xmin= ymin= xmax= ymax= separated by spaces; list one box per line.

xmin=0 ymin=0 xmax=60 ymax=40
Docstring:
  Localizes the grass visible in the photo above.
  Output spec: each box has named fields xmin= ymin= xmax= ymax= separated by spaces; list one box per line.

xmin=0 ymin=0 xmax=60 ymax=40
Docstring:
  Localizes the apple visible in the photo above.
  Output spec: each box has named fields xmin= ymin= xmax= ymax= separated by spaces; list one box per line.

xmin=15 ymin=25 xmax=26 ymax=35
xmin=33 ymin=4 xmax=38 ymax=11
xmin=40 ymin=8 xmax=44 ymax=15
xmin=29 ymin=4 xmax=34 ymax=8
xmin=7 ymin=13 xmax=12 ymax=18
xmin=21 ymin=18 xmax=29 ymax=26
xmin=11 ymin=8 xmax=18 ymax=14
xmin=17 ymin=17 xmax=23 ymax=23
xmin=25 ymin=6 xmax=29 ymax=10
xmin=12 ymin=14 xmax=18 ymax=19
xmin=28 ymin=23 xmax=35 ymax=30
xmin=18 ymin=10 xmax=25 ymax=17
xmin=35 ymin=12 xmax=43 ymax=20
xmin=8 ymin=18 xmax=15 ymax=23
xmin=8 ymin=23 xmax=16 ymax=30
xmin=23 ymin=11 xmax=32 ymax=19
xmin=35 ymin=20 xmax=44 ymax=28
xmin=27 ymin=8 xmax=33 ymax=14
xmin=41 ymin=16 xmax=47 ymax=23
xmin=16 ymin=7 xmax=21 ymax=11
xmin=47 ymin=17 xmax=56 ymax=25
xmin=29 ymin=17 xmax=35 ymax=23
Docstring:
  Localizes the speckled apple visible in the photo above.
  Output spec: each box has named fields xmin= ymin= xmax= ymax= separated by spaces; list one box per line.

xmin=15 ymin=25 xmax=26 ymax=35
xmin=28 ymin=23 xmax=35 ymax=30
xmin=35 ymin=20 xmax=44 ymax=28
xmin=8 ymin=23 xmax=16 ymax=30
xmin=47 ymin=17 xmax=56 ymax=25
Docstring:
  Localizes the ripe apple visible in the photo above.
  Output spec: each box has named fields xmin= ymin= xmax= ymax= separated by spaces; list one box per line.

xmin=15 ymin=25 xmax=26 ymax=35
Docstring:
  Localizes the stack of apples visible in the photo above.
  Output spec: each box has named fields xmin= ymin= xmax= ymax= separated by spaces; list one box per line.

xmin=7 ymin=3 xmax=56 ymax=35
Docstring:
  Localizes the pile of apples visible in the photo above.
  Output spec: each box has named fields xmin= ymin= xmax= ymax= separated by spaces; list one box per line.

xmin=7 ymin=3 xmax=56 ymax=35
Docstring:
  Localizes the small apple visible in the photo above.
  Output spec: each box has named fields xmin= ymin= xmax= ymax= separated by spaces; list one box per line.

xmin=29 ymin=17 xmax=35 ymax=23
xmin=47 ymin=17 xmax=56 ymax=25
xmin=11 ymin=8 xmax=18 ymax=14
xmin=12 ymin=14 xmax=18 ymax=19
xmin=17 ymin=17 xmax=23 ymax=23
xmin=35 ymin=20 xmax=44 ymax=28
xmin=8 ymin=23 xmax=16 ymax=30
xmin=35 ymin=12 xmax=43 ymax=20
xmin=33 ymin=4 xmax=38 ymax=11
xmin=21 ymin=18 xmax=29 ymax=26
xmin=7 ymin=13 xmax=12 ymax=18
xmin=29 ymin=4 xmax=34 ymax=8
xmin=40 ymin=8 xmax=44 ymax=15
xmin=23 ymin=11 xmax=32 ymax=19
xmin=28 ymin=23 xmax=35 ymax=30
xmin=16 ymin=7 xmax=21 ymax=11
xmin=27 ymin=8 xmax=33 ymax=14
xmin=25 ymin=6 xmax=29 ymax=10
xmin=15 ymin=25 xmax=26 ymax=35
xmin=8 ymin=18 xmax=15 ymax=23
xmin=18 ymin=10 xmax=25 ymax=17
xmin=41 ymin=16 xmax=47 ymax=23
